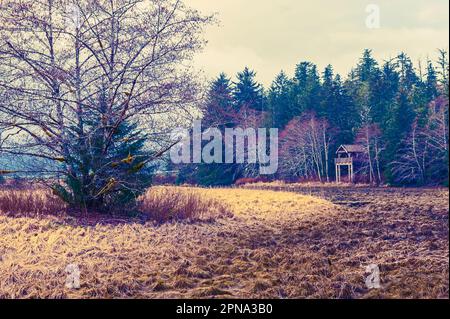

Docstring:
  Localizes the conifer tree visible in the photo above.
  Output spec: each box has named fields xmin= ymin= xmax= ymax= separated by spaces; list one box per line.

xmin=52 ymin=88 xmax=153 ymax=213
xmin=195 ymin=74 xmax=241 ymax=186
xmin=267 ymin=71 xmax=293 ymax=129
xmin=203 ymin=73 xmax=236 ymax=127
xmin=292 ymin=62 xmax=321 ymax=115
xmin=234 ymin=67 xmax=264 ymax=112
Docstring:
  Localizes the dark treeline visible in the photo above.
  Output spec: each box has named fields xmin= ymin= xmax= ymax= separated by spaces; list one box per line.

xmin=181 ymin=49 xmax=449 ymax=186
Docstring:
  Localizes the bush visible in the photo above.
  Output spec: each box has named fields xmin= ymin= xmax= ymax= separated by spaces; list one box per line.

xmin=139 ymin=187 xmax=232 ymax=223
xmin=1 ymin=176 xmax=29 ymax=190
xmin=235 ymin=177 xmax=270 ymax=186
xmin=152 ymin=173 xmax=177 ymax=185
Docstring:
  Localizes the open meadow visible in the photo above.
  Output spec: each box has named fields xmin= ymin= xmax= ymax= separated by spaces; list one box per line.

xmin=0 ymin=185 xmax=448 ymax=299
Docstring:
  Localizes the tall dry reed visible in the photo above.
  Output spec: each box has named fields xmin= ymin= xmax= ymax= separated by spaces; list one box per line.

xmin=0 ymin=189 xmax=67 ymax=216
xmin=139 ymin=187 xmax=232 ymax=223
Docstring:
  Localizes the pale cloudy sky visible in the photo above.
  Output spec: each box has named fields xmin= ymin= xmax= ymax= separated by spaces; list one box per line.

xmin=189 ymin=0 xmax=449 ymax=86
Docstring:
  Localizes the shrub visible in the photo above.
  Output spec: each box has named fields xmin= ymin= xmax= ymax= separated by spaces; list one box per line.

xmin=139 ymin=187 xmax=232 ymax=223
xmin=152 ymin=174 xmax=177 ymax=185
xmin=235 ymin=177 xmax=270 ymax=186
xmin=7 ymin=177 xmax=29 ymax=190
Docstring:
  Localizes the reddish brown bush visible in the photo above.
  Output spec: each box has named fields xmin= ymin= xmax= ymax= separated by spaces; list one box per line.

xmin=0 ymin=178 xmax=30 ymax=190
xmin=0 ymin=189 xmax=67 ymax=217
xmin=152 ymin=174 xmax=178 ymax=185
xmin=235 ymin=177 xmax=270 ymax=186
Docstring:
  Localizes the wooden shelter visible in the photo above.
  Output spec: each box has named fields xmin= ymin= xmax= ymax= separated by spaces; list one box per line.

xmin=335 ymin=144 xmax=365 ymax=183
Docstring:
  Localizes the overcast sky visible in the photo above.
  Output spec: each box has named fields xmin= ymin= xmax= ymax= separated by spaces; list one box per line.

xmin=189 ymin=0 xmax=449 ymax=86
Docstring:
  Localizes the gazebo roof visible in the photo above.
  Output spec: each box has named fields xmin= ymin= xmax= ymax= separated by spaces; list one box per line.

xmin=337 ymin=144 xmax=365 ymax=154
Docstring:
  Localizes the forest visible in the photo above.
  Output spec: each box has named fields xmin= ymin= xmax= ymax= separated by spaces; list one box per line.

xmin=182 ymin=49 xmax=449 ymax=187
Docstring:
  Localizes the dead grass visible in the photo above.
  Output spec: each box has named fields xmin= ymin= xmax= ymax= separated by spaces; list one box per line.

xmin=0 ymin=186 xmax=230 ymax=224
xmin=0 ymin=189 xmax=67 ymax=217
xmin=0 ymin=186 xmax=448 ymax=299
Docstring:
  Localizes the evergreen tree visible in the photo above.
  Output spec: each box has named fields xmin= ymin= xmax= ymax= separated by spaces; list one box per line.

xmin=203 ymin=73 xmax=235 ymax=127
xmin=354 ymin=49 xmax=383 ymax=124
xmin=437 ymin=49 xmax=449 ymax=97
xmin=397 ymin=53 xmax=420 ymax=91
xmin=195 ymin=74 xmax=242 ymax=186
xmin=267 ymin=71 xmax=293 ymax=129
xmin=329 ymin=74 xmax=358 ymax=144
xmin=234 ymin=67 xmax=264 ymax=111
xmin=292 ymin=62 xmax=321 ymax=115
xmin=356 ymin=49 xmax=381 ymax=83
xmin=52 ymin=88 xmax=153 ymax=213
xmin=376 ymin=60 xmax=400 ymax=127
xmin=318 ymin=65 xmax=334 ymax=118
xmin=425 ymin=61 xmax=439 ymax=101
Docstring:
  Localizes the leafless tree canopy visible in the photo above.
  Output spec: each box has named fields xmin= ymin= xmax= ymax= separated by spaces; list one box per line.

xmin=392 ymin=97 xmax=449 ymax=184
xmin=279 ymin=113 xmax=333 ymax=182
xmin=0 ymin=0 xmax=211 ymax=210
xmin=355 ymin=124 xmax=384 ymax=185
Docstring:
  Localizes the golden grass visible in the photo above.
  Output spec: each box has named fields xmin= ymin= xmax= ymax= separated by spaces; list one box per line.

xmin=0 ymin=186 xmax=448 ymax=299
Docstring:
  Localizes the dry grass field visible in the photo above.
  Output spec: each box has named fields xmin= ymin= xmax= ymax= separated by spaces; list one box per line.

xmin=0 ymin=185 xmax=448 ymax=299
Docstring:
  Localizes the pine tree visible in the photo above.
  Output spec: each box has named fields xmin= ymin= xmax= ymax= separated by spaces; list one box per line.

xmin=292 ymin=62 xmax=321 ymax=115
xmin=195 ymin=74 xmax=242 ymax=186
xmin=234 ymin=67 xmax=264 ymax=111
xmin=203 ymin=73 xmax=235 ymax=127
xmin=52 ymin=88 xmax=153 ymax=213
xmin=354 ymin=50 xmax=383 ymax=124
xmin=267 ymin=71 xmax=293 ymax=129
xmin=356 ymin=49 xmax=380 ymax=83
xmin=329 ymin=74 xmax=357 ymax=144
xmin=425 ymin=61 xmax=439 ymax=101
xmin=397 ymin=53 xmax=420 ymax=91
xmin=437 ymin=49 xmax=449 ymax=97
xmin=318 ymin=65 xmax=334 ymax=118
xmin=376 ymin=60 xmax=400 ymax=128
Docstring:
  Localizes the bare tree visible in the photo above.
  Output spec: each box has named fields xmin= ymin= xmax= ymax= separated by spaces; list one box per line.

xmin=279 ymin=119 xmax=311 ymax=180
xmin=391 ymin=121 xmax=427 ymax=183
xmin=355 ymin=124 xmax=384 ymax=185
xmin=391 ymin=97 xmax=449 ymax=184
xmin=0 ymin=0 xmax=211 ymax=211
xmin=279 ymin=113 xmax=333 ymax=182
xmin=424 ymin=96 xmax=449 ymax=155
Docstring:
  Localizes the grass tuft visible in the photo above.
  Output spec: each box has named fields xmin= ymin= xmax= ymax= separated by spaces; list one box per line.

xmin=138 ymin=187 xmax=233 ymax=223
